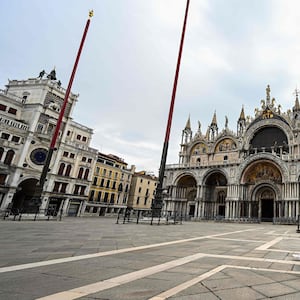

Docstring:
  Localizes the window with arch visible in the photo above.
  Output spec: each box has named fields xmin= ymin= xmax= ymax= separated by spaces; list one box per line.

xmin=118 ymin=183 xmax=123 ymax=192
xmin=65 ymin=164 xmax=72 ymax=177
xmin=83 ymin=168 xmax=89 ymax=180
xmin=58 ymin=163 xmax=65 ymax=175
xmin=78 ymin=167 xmax=84 ymax=179
xmin=4 ymin=150 xmax=14 ymax=165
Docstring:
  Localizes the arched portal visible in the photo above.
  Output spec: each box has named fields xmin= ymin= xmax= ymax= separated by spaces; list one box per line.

xmin=203 ymin=171 xmax=227 ymax=219
xmin=11 ymin=178 xmax=40 ymax=213
xmin=174 ymin=175 xmax=197 ymax=217
xmin=241 ymin=160 xmax=282 ymax=221
xmin=252 ymin=186 xmax=276 ymax=222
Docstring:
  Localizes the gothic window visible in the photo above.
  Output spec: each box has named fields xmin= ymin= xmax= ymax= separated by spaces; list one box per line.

xmin=58 ymin=163 xmax=65 ymax=175
xmin=65 ymin=165 xmax=72 ymax=177
xmin=84 ymin=169 xmax=89 ymax=180
xmin=4 ymin=150 xmax=14 ymax=165
xmin=78 ymin=167 xmax=84 ymax=179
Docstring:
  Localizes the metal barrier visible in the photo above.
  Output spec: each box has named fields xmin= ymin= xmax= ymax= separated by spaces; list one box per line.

xmin=116 ymin=209 xmax=183 ymax=225
xmin=2 ymin=208 xmax=63 ymax=221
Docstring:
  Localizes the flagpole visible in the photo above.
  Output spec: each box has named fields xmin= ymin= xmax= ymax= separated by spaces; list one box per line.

xmin=34 ymin=10 xmax=94 ymax=203
xmin=151 ymin=0 xmax=190 ymax=218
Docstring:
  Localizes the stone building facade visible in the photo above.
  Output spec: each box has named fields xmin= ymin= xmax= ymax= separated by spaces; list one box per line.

xmin=163 ymin=86 xmax=300 ymax=223
xmin=0 ymin=72 xmax=97 ymax=216
xmin=84 ymin=152 xmax=135 ymax=216
xmin=128 ymin=171 xmax=158 ymax=211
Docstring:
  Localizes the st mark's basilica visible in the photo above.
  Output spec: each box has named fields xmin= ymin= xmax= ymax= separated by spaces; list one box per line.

xmin=163 ymin=86 xmax=300 ymax=223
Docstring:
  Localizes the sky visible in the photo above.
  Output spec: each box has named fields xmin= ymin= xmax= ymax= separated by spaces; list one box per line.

xmin=2 ymin=0 xmax=300 ymax=175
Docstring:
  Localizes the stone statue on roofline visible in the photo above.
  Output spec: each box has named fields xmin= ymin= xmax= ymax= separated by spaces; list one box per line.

xmin=38 ymin=70 xmax=45 ymax=79
xmin=47 ymin=68 xmax=56 ymax=80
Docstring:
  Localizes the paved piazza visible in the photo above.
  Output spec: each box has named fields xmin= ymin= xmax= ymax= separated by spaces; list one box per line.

xmin=0 ymin=218 xmax=300 ymax=299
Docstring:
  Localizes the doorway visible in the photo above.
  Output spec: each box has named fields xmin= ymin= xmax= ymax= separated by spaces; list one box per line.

xmin=259 ymin=188 xmax=275 ymax=222
xmin=261 ymin=199 xmax=274 ymax=221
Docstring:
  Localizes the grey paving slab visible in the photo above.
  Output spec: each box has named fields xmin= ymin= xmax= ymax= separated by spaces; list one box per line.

xmin=0 ymin=218 xmax=300 ymax=300
xmin=252 ymin=282 xmax=297 ymax=298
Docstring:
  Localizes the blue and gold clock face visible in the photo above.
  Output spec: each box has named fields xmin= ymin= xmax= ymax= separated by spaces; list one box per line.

xmin=30 ymin=148 xmax=48 ymax=165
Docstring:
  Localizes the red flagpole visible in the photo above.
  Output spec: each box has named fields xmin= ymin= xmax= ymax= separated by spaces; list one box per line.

xmin=38 ymin=11 xmax=93 ymax=193
xmin=152 ymin=0 xmax=190 ymax=216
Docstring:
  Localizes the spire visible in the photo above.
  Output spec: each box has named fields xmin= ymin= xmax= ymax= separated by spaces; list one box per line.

xmin=239 ymin=106 xmax=245 ymax=120
xmin=211 ymin=111 xmax=217 ymax=125
xmin=293 ymin=88 xmax=300 ymax=112
xmin=266 ymin=84 xmax=271 ymax=105
xmin=184 ymin=114 xmax=191 ymax=130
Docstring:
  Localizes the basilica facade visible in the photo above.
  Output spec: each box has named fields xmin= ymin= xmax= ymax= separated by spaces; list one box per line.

xmin=163 ymin=86 xmax=300 ymax=223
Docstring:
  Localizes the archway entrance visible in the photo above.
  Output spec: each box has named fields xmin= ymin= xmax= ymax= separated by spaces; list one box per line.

xmin=259 ymin=188 xmax=275 ymax=222
xmin=11 ymin=178 xmax=40 ymax=213
xmin=175 ymin=175 xmax=197 ymax=217
xmin=241 ymin=160 xmax=281 ymax=221
xmin=203 ymin=171 xmax=227 ymax=219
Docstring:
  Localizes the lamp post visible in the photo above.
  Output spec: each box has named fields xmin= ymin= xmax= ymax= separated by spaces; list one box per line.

xmin=32 ymin=11 xmax=93 ymax=210
xmin=151 ymin=0 xmax=190 ymax=218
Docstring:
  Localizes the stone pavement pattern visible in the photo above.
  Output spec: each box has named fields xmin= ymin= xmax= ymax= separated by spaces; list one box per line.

xmin=0 ymin=218 xmax=300 ymax=299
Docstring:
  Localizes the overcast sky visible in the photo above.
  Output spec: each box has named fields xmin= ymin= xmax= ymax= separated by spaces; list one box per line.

xmin=1 ymin=1 xmax=300 ymax=174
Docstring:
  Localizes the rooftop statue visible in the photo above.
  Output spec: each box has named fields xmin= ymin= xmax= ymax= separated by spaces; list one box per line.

xmin=47 ymin=68 xmax=56 ymax=80
xmin=38 ymin=70 xmax=45 ymax=79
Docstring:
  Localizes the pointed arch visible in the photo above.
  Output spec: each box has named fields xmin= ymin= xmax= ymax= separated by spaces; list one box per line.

xmin=58 ymin=163 xmax=65 ymax=175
